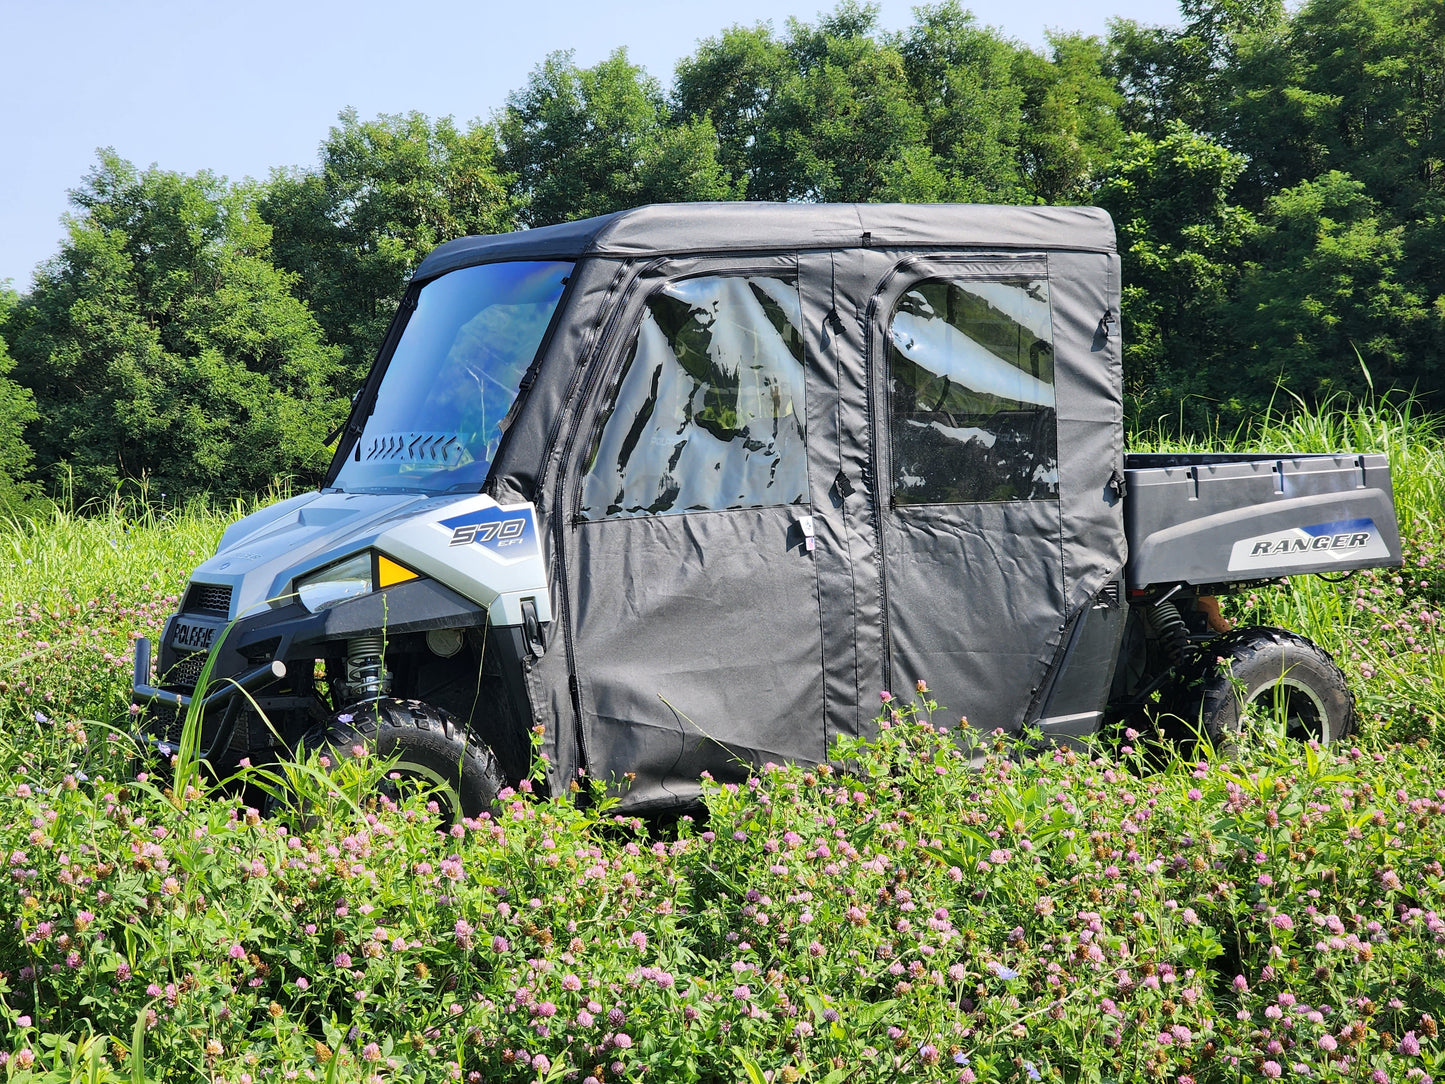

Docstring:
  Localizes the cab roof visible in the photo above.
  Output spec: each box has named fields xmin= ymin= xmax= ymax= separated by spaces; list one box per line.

xmin=411 ymin=202 xmax=1117 ymax=284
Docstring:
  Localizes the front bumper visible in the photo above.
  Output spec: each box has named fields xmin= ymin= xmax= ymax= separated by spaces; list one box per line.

xmin=131 ymin=576 xmax=493 ymax=761
xmin=131 ymin=637 xmax=288 ymax=759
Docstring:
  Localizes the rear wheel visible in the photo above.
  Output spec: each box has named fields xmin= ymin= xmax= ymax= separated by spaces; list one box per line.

xmin=1163 ymin=626 xmax=1356 ymax=753
xmin=306 ymin=698 xmax=506 ymax=822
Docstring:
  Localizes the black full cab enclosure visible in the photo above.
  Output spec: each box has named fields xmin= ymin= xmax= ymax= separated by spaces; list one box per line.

xmin=441 ymin=203 xmax=1125 ymax=808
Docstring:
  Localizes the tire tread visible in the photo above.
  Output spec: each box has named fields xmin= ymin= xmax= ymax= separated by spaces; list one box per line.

xmin=300 ymin=698 xmax=507 ymax=821
xmin=1167 ymin=625 xmax=1357 ymax=750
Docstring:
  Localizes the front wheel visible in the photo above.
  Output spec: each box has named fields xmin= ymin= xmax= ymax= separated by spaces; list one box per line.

xmin=1163 ymin=626 xmax=1357 ymax=753
xmin=306 ymin=698 xmax=506 ymax=822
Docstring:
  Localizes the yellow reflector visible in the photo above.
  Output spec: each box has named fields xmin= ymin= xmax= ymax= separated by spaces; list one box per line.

xmin=376 ymin=554 xmax=419 ymax=588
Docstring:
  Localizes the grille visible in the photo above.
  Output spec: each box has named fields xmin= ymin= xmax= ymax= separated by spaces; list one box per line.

xmin=140 ymin=702 xmax=224 ymax=750
xmin=164 ymin=652 xmax=208 ymax=688
xmin=143 ymin=702 xmax=185 ymax=746
xmin=183 ymin=583 xmax=233 ymax=616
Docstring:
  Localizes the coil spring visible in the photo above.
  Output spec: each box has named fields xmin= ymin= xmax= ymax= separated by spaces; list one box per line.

xmin=345 ymin=636 xmax=391 ymax=698
xmin=1147 ymin=598 xmax=1190 ymax=667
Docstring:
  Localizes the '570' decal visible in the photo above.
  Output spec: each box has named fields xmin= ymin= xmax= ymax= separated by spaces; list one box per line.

xmin=438 ymin=505 xmax=540 ymax=563
xmin=450 ymin=517 xmax=527 ymax=547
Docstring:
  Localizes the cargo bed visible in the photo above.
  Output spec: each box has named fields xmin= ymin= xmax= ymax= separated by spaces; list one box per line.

xmin=1123 ymin=452 xmax=1401 ymax=589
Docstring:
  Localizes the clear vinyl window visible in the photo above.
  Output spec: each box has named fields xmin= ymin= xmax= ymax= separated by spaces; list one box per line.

xmin=579 ymin=274 xmax=808 ymax=519
xmin=888 ymin=277 xmax=1058 ymax=504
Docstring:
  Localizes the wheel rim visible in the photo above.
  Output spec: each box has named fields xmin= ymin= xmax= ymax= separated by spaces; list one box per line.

xmin=1244 ymin=676 xmax=1332 ymax=744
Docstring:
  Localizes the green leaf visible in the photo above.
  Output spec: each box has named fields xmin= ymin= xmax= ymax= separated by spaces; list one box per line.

xmin=130 ymin=1003 xmax=151 ymax=1084
xmin=732 ymin=1047 xmax=768 ymax=1084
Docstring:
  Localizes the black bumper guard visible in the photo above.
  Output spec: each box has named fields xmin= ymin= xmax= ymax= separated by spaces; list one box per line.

xmin=131 ymin=637 xmax=287 ymax=759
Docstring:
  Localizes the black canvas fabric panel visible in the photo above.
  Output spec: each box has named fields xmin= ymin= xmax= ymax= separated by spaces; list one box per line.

xmin=414 ymin=216 xmax=616 ymax=282
xmin=469 ymin=207 xmax=1123 ymax=801
xmin=866 ymin=254 xmax=1066 ymax=733
xmin=826 ymin=249 xmax=890 ymax=740
xmin=551 ymin=253 xmax=826 ymax=810
xmin=571 ymin=507 xmax=826 ymax=809
xmin=415 ymin=204 xmax=1117 ymax=284
xmin=1047 ymin=250 xmax=1127 ymax=613
xmin=798 ymin=252 xmax=864 ymax=749
xmin=881 ymin=501 xmax=1067 ymax=732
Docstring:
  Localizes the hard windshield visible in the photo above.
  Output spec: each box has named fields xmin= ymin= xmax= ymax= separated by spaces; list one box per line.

xmin=334 ymin=260 xmax=572 ymax=493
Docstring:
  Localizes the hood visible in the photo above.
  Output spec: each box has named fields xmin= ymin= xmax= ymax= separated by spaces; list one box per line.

xmin=192 ymin=490 xmax=481 ymax=618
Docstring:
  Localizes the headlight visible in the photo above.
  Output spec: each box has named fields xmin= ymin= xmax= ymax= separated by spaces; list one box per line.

xmin=296 ymin=553 xmax=373 ymax=612
xmin=295 ymin=552 xmax=420 ymax=613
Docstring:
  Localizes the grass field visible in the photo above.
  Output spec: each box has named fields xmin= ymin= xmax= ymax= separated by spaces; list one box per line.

xmin=0 ymin=402 xmax=1441 ymax=1083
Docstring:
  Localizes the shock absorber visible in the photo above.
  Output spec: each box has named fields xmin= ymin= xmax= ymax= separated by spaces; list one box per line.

xmin=1146 ymin=598 xmax=1191 ymax=667
xmin=345 ymin=636 xmax=392 ymax=700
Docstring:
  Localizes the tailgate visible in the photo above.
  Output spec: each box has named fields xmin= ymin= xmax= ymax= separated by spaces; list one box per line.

xmin=1123 ymin=452 xmax=1401 ymax=589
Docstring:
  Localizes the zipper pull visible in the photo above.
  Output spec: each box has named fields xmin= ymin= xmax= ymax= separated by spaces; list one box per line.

xmin=799 ymin=514 xmax=816 ymax=553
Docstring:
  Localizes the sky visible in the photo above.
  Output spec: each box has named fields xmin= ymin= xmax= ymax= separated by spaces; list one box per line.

xmin=0 ymin=0 xmax=1186 ymax=291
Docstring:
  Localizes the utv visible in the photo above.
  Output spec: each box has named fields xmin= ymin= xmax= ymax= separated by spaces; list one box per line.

xmin=132 ymin=203 xmax=1402 ymax=817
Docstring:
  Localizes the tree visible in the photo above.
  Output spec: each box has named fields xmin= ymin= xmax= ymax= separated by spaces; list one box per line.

xmin=673 ymin=24 xmax=793 ymax=190
xmin=1095 ymin=123 xmax=1257 ymax=424
xmin=678 ymin=3 xmax=986 ymax=203
xmin=7 ymin=152 xmax=342 ymax=502
xmin=1014 ymin=32 xmax=1123 ymax=203
xmin=753 ymin=6 xmax=930 ymax=202
xmin=1228 ymin=171 xmax=1432 ymax=403
xmin=498 ymin=49 xmax=739 ymax=228
xmin=1108 ymin=0 xmax=1286 ymax=140
xmin=263 ymin=110 xmax=518 ymax=385
xmin=0 ymin=291 xmax=41 ymax=512
xmin=1232 ymin=0 xmax=1443 ymax=214
xmin=892 ymin=1 xmax=1027 ymax=202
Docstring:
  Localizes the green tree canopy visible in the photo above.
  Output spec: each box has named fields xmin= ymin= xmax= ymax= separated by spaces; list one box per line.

xmin=0 ymin=291 xmax=41 ymax=512
xmin=6 ymin=152 xmax=343 ymax=502
xmin=263 ymin=110 xmax=518 ymax=386
xmin=676 ymin=2 xmax=1119 ymax=205
xmin=1228 ymin=171 xmax=1433 ymax=402
xmin=499 ymin=49 xmax=739 ymax=227
xmin=1096 ymin=123 xmax=1257 ymax=423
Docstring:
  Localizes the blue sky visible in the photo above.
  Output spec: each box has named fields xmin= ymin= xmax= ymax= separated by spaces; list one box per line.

xmin=0 ymin=0 xmax=1185 ymax=289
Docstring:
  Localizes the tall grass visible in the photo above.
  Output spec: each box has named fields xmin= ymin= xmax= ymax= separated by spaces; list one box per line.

xmin=0 ymin=497 xmax=231 ymax=730
xmin=1132 ymin=394 xmax=1443 ymax=532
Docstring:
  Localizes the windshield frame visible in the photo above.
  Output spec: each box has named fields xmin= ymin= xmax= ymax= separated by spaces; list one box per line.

xmin=323 ymin=259 xmax=576 ymax=495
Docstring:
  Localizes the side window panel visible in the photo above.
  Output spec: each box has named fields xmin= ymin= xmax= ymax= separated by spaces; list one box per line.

xmin=888 ymin=277 xmax=1058 ymax=504
xmin=580 ymin=274 xmax=807 ymax=519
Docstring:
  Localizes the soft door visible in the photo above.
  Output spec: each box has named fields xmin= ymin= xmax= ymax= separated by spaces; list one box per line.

xmin=565 ymin=260 xmax=827 ymax=809
xmin=871 ymin=258 xmax=1069 ymax=734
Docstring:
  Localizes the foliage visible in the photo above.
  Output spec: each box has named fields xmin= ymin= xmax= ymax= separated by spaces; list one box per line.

xmin=0 ymin=293 xmax=42 ymax=515
xmin=1012 ymin=32 xmax=1122 ymax=204
xmin=1095 ymin=123 xmax=1257 ymax=426
xmin=1227 ymin=173 xmax=1432 ymax=404
xmin=674 ymin=2 xmax=1119 ymax=206
xmin=4 ymin=154 xmax=343 ymax=503
xmin=1108 ymin=0 xmax=1444 ymax=422
xmin=1108 ymin=0 xmax=1287 ymax=140
xmin=0 ymin=402 xmax=1438 ymax=1080
xmin=498 ymin=50 xmax=739 ymax=229
xmin=2 ymin=689 xmax=1444 ymax=1080
xmin=3 ymin=0 xmax=1437 ymax=476
xmin=263 ymin=110 xmax=520 ymax=386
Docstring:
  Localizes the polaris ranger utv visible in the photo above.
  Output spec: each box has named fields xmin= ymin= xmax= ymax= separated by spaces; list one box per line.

xmin=131 ymin=203 xmax=1402 ymax=817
